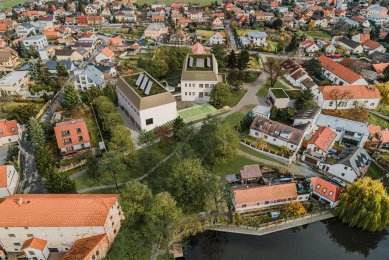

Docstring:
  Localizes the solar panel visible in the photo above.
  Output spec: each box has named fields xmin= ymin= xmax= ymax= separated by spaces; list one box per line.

xmin=135 ymin=73 xmax=144 ymax=86
xmin=197 ymin=58 xmax=204 ymax=67
xmin=206 ymin=57 xmax=211 ymax=67
xmin=140 ymin=76 xmax=149 ymax=90
xmin=144 ymin=81 xmax=153 ymax=95
xmin=189 ymin=57 xmax=193 ymax=67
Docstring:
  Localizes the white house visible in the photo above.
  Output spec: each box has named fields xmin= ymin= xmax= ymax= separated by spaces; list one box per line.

xmin=23 ymin=35 xmax=48 ymax=50
xmin=209 ymin=32 xmax=225 ymax=45
xmin=0 ymin=194 xmax=122 ymax=257
xmin=299 ymin=40 xmax=320 ymax=55
xmin=0 ymin=165 xmax=19 ymax=199
xmin=16 ymin=23 xmax=35 ymax=37
xmin=232 ymin=182 xmax=310 ymax=212
xmin=310 ymin=177 xmax=343 ymax=208
xmin=74 ymin=65 xmax=115 ymax=91
xmin=361 ymin=39 xmax=386 ymax=54
xmin=20 ymin=237 xmax=50 ymax=260
xmin=247 ymin=31 xmax=267 ymax=46
xmin=0 ymin=71 xmax=30 ymax=96
xmin=319 ymin=85 xmax=381 ymax=110
xmin=116 ymin=72 xmax=178 ymax=131
xmin=249 ymin=116 xmax=306 ymax=152
xmin=267 ymin=88 xmax=294 ymax=108
xmin=180 ymin=54 xmax=223 ymax=103
xmin=336 ymin=37 xmax=364 ymax=54
xmin=318 ymin=147 xmax=371 ymax=183
xmin=0 ymin=119 xmax=21 ymax=145
xmin=364 ymin=4 xmax=389 ymax=25
xmin=317 ymin=56 xmax=368 ymax=86
xmin=95 ymin=47 xmax=115 ymax=63
xmin=281 ymin=59 xmax=311 ymax=88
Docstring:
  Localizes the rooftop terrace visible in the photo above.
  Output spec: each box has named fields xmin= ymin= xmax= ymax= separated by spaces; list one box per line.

xmin=122 ymin=72 xmax=167 ymax=97
xmin=186 ymin=54 xmax=214 ymax=71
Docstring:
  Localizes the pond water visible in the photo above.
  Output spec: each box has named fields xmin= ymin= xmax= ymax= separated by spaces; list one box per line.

xmin=184 ymin=219 xmax=389 ymax=260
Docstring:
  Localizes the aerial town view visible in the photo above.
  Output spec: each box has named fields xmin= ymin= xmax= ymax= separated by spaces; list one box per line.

xmin=0 ymin=0 xmax=388 ymax=259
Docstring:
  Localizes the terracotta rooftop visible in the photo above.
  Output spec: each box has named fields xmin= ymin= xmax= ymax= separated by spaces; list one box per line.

xmin=362 ymin=39 xmax=382 ymax=49
xmin=54 ymin=119 xmax=90 ymax=150
xmin=21 ymin=238 xmax=47 ymax=251
xmin=0 ymin=194 xmax=119 ymax=227
xmin=310 ymin=177 xmax=342 ymax=203
xmin=240 ymin=165 xmax=262 ymax=180
xmin=319 ymin=85 xmax=381 ymax=100
xmin=0 ymin=165 xmax=6 ymax=188
xmin=62 ymin=234 xmax=108 ymax=260
xmin=100 ymin=47 xmax=114 ymax=57
xmin=368 ymin=126 xmax=389 ymax=143
xmin=308 ymin=126 xmax=337 ymax=153
xmin=372 ymin=63 xmax=389 ymax=74
xmin=318 ymin=56 xmax=365 ymax=84
xmin=0 ymin=119 xmax=19 ymax=138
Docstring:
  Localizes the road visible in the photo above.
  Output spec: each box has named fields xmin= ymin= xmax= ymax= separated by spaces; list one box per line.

xmin=225 ymin=20 xmax=238 ymax=51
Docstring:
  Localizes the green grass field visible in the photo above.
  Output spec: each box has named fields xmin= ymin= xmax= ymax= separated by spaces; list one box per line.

xmin=1 ymin=0 xmax=26 ymax=9
xmin=225 ymin=89 xmax=246 ymax=107
xmin=178 ymin=104 xmax=218 ymax=123
xmin=211 ymin=155 xmax=258 ymax=177
xmin=368 ymin=113 xmax=389 ymax=128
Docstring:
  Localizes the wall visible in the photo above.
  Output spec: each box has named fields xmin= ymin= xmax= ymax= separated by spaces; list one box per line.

xmin=181 ymin=80 xmax=218 ymax=103
xmin=321 ymin=98 xmax=380 ymax=110
xmin=317 ymin=163 xmax=357 ymax=183
xmin=139 ymin=102 xmax=177 ymax=131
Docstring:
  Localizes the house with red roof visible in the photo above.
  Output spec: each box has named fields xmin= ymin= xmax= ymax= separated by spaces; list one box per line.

xmin=368 ymin=125 xmax=389 ymax=150
xmin=317 ymin=56 xmax=368 ymax=86
xmin=299 ymin=40 xmax=320 ymax=55
xmin=302 ymin=126 xmax=337 ymax=165
xmin=20 ymin=238 xmax=50 ymax=260
xmin=310 ymin=177 xmax=343 ymax=208
xmin=351 ymin=33 xmax=370 ymax=43
xmin=95 ymin=47 xmax=115 ymax=63
xmin=0 ymin=165 xmax=19 ymax=199
xmin=372 ymin=63 xmax=389 ymax=75
xmin=319 ymin=85 xmax=381 ymax=110
xmin=232 ymin=182 xmax=310 ymax=212
xmin=54 ymin=119 xmax=91 ymax=156
xmin=0 ymin=119 xmax=21 ymax=145
xmin=361 ymin=39 xmax=386 ymax=54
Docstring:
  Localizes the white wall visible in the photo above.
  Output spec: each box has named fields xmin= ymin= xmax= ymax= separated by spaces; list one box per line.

xmin=234 ymin=194 xmax=309 ymax=212
xmin=0 ymin=134 xmax=20 ymax=146
xmin=23 ymin=246 xmax=50 ymax=260
xmin=322 ymin=68 xmax=368 ymax=86
xmin=139 ymin=102 xmax=177 ymax=131
xmin=318 ymin=163 xmax=357 ymax=183
xmin=249 ymin=129 xmax=300 ymax=151
xmin=321 ymin=98 xmax=380 ymax=110
xmin=181 ymin=80 xmax=218 ymax=103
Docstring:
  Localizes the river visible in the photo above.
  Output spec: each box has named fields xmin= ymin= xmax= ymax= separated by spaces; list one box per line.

xmin=184 ymin=219 xmax=389 ymax=260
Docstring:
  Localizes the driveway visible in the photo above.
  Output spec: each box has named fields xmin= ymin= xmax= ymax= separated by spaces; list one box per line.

xmin=117 ymin=107 xmax=141 ymax=149
xmin=225 ymin=20 xmax=238 ymax=51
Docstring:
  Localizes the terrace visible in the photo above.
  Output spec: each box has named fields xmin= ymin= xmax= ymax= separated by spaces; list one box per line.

xmin=186 ymin=54 xmax=213 ymax=71
xmin=122 ymin=72 xmax=167 ymax=97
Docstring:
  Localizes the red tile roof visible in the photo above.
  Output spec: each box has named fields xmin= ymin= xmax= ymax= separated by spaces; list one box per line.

xmin=318 ymin=55 xmax=365 ymax=84
xmin=319 ymin=85 xmax=381 ymax=100
xmin=0 ymin=165 xmax=6 ymax=188
xmin=234 ymin=183 xmax=297 ymax=206
xmin=310 ymin=177 xmax=342 ymax=203
xmin=54 ymin=119 xmax=90 ymax=150
xmin=308 ymin=126 xmax=336 ymax=152
xmin=101 ymin=47 xmax=114 ymax=58
xmin=21 ymin=238 xmax=47 ymax=251
xmin=108 ymin=36 xmax=123 ymax=46
xmin=362 ymin=39 xmax=382 ymax=49
xmin=368 ymin=126 xmax=389 ymax=143
xmin=63 ymin=234 xmax=108 ymax=260
xmin=372 ymin=63 xmax=389 ymax=74
xmin=0 ymin=119 xmax=19 ymax=138
xmin=0 ymin=194 xmax=119 ymax=227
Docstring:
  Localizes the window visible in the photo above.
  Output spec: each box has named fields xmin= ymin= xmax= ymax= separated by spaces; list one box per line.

xmin=192 ymin=92 xmax=195 ymax=96
xmin=13 ymin=243 xmax=21 ymax=246
xmin=199 ymin=84 xmax=203 ymax=88
xmin=329 ymin=101 xmax=334 ymax=106
xmin=316 ymin=184 xmax=321 ymax=189
xmin=63 ymin=138 xmax=72 ymax=144
xmin=241 ymin=204 xmax=246 ymax=208
xmin=8 ymin=234 xmax=15 ymax=237
xmin=61 ymin=130 xmax=70 ymax=136
xmin=273 ymin=138 xmax=276 ymax=141
xmin=78 ymin=136 xmax=83 ymax=142
xmin=265 ymin=201 xmax=269 ymax=204
xmin=205 ymin=84 xmax=209 ymax=88
xmin=341 ymin=173 xmax=345 ymax=176
xmin=254 ymin=131 xmax=259 ymax=136
xmin=329 ymin=191 xmax=334 ymax=196
xmin=205 ymin=92 xmax=209 ymax=96
xmin=370 ymin=103 xmax=375 ymax=107
xmin=322 ymin=188 xmax=327 ymax=193
xmin=344 ymin=166 xmax=347 ymax=170
xmin=146 ymin=118 xmax=153 ymax=125
xmin=11 ymin=127 xmax=15 ymax=133
xmin=29 ymin=251 xmax=35 ymax=256
xmin=27 ymin=234 xmax=33 ymax=237
xmin=185 ymin=92 xmax=187 ymax=96
xmin=199 ymin=92 xmax=203 ymax=98
xmin=76 ymin=128 xmax=81 ymax=134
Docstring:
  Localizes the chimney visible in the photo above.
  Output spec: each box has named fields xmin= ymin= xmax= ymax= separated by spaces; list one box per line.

xmin=17 ymin=197 xmax=23 ymax=206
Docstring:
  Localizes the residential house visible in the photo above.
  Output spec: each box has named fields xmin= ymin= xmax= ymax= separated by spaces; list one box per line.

xmin=302 ymin=126 xmax=337 ymax=165
xmin=95 ymin=47 xmax=115 ymax=63
xmin=318 ymin=147 xmax=371 ymax=183
xmin=239 ymin=165 xmax=262 ymax=184
xmin=247 ymin=32 xmax=268 ymax=46
xmin=23 ymin=35 xmax=48 ymax=50
xmin=367 ymin=125 xmax=389 ymax=150
xmin=372 ymin=63 xmax=389 ymax=76
xmin=0 ymin=71 xmax=30 ymax=96
xmin=16 ymin=23 xmax=35 ymax=37
xmin=0 ymin=119 xmax=21 ymax=145
xmin=250 ymin=116 xmax=306 ymax=152
xmin=180 ymin=54 xmax=223 ymax=103
xmin=336 ymin=37 xmax=364 ymax=54
xmin=0 ymin=165 xmax=19 ymax=198
xmin=188 ymin=10 xmax=203 ymax=20
xmin=267 ymin=88 xmax=295 ymax=108
xmin=212 ymin=17 xmax=224 ymax=30
xmin=310 ymin=177 xmax=343 ymax=208
xmin=19 ymin=237 xmax=50 ymax=260
xmin=317 ymin=56 xmax=368 ymax=85
xmin=72 ymin=41 xmax=94 ymax=52
xmin=54 ymin=119 xmax=91 ymax=156
xmin=85 ymin=4 xmax=99 ymax=15
xmin=108 ymin=36 xmax=124 ymax=47
xmin=62 ymin=234 xmax=110 ymax=260
xmin=74 ymin=65 xmax=110 ymax=91
xmin=350 ymin=16 xmax=370 ymax=27
xmin=314 ymin=114 xmax=369 ymax=147
xmin=101 ymin=7 xmax=111 ymax=17
xmin=255 ymin=11 xmax=274 ymax=22
xmin=319 ymin=85 xmax=381 ymax=110
xmin=55 ymin=49 xmax=84 ymax=62
xmin=116 ymin=72 xmax=177 ymax=131
xmin=232 ymin=183 xmax=310 ymax=212
xmin=38 ymin=45 xmax=56 ymax=61
xmin=144 ymin=23 xmax=168 ymax=39
xmin=116 ymin=11 xmax=137 ymax=23
xmin=364 ymin=5 xmax=389 ymax=25
xmin=361 ymin=39 xmax=386 ymax=54
xmin=281 ymin=59 xmax=310 ymax=88
xmin=292 ymin=108 xmax=321 ymax=129
xmin=351 ymin=33 xmax=370 ymax=43
xmin=299 ymin=40 xmax=320 ymax=55
xmin=0 ymin=194 xmax=122 ymax=257
xmin=76 ymin=16 xmax=105 ymax=26
xmin=0 ymin=47 xmax=19 ymax=71
xmin=209 ymin=32 xmax=225 ymax=45
xmin=45 ymin=60 xmax=75 ymax=75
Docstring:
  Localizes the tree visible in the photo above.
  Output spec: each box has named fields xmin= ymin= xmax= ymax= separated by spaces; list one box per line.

xmin=227 ymin=50 xmax=237 ymax=69
xmin=138 ymin=130 xmax=158 ymax=147
xmin=152 ymin=58 xmax=169 ymax=78
xmin=211 ymin=45 xmax=226 ymax=69
xmin=62 ymin=85 xmax=81 ymax=111
xmin=240 ymin=111 xmax=255 ymax=130
xmin=97 ymin=152 xmax=126 ymax=191
xmin=375 ymin=81 xmax=389 ymax=104
xmin=286 ymin=33 xmax=299 ymax=52
xmin=35 ymin=146 xmax=56 ymax=178
xmin=382 ymin=66 xmax=389 ymax=82
xmin=108 ymin=125 xmax=135 ymax=155
xmin=210 ymin=82 xmax=231 ymax=108
xmin=56 ymin=62 xmax=69 ymax=78
xmin=120 ymin=182 xmax=153 ymax=226
xmin=103 ymin=83 xmax=118 ymax=104
xmin=236 ymin=49 xmax=250 ymax=73
xmin=295 ymin=88 xmax=315 ymax=110
xmin=45 ymin=171 xmax=77 ymax=193
xmin=28 ymin=117 xmax=46 ymax=150
xmin=272 ymin=18 xmax=282 ymax=30
xmin=329 ymin=89 xmax=353 ymax=110
xmin=168 ymin=159 xmax=209 ymax=212
xmin=172 ymin=117 xmax=186 ymax=141
xmin=338 ymin=177 xmax=389 ymax=232
xmin=304 ymin=58 xmax=322 ymax=78
xmin=349 ymin=102 xmax=368 ymax=122
xmin=283 ymin=202 xmax=307 ymax=217
xmin=263 ymin=57 xmax=285 ymax=88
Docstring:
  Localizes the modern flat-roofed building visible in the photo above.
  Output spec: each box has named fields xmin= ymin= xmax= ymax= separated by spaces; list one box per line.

xmin=180 ymin=53 xmax=223 ymax=103
xmin=0 ymin=194 xmax=122 ymax=255
xmin=23 ymin=35 xmax=48 ymax=50
xmin=0 ymin=71 xmax=30 ymax=96
xmin=116 ymin=72 xmax=177 ymax=131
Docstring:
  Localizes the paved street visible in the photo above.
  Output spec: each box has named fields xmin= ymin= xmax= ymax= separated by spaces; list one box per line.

xmin=225 ymin=20 xmax=238 ymax=51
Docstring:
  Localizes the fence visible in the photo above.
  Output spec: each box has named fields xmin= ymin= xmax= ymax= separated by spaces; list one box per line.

xmin=58 ymin=159 xmax=87 ymax=173
xmin=240 ymin=142 xmax=291 ymax=164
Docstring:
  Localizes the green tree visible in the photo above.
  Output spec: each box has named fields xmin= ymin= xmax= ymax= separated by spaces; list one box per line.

xmin=263 ymin=57 xmax=285 ymax=88
xmin=211 ymin=45 xmax=227 ymax=69
xmin=108 ymin=125 xmax=135 ymax=155
xmin=28 ymin=117 xmax=46 ymax=150
xmin=56 ymin=62 xmax=69 ymax=78
xmin=62 ymin=85 xmax=81 ymax=111
xmin=382 ymin=66 xmax=389 ymax=82
xmin=97 ymin=152 xmax=126 ymax=191
xmin=172 ymin=116 xmax=186 ymax=141
xmin=81 ymin=86 xmax=104 ymax=103
xmin=103 ymin=83 xmax=118 ymax=104
xmin=7 ymin=105 xmax=39 ymax=124
xmin=304 ymin=58 xmax=322 ymax=78
xmin=35 ymin=146 xmax=56 ymax=178
xmin=101 ymin=112 xmax=123 ymax=132
xmin=227 ymin=50 xmax=237 ymax=69
xmin=168 ymin=159 xmax=209 ymax=212
xmin=338 ymin=177 xmax=389 ymax=232
xmin=45 ymin=170 xmax=77 ymax=193
xmin=236 ymin=49 xmax=250 ymax=73
xmin=138 ymin=130 xmax=157 ymax=147
xmin=286 ymin=33 xmax=299 ymax=51
xmin=210 ymin=82 xmax=231 ymax=108
xmin=272 ymin=18 xmax=283 ymax=30
xmin=295 ymin=88 xmax=315 ymax=110
xmin=152 ymin=58 xmax=169 ymax=78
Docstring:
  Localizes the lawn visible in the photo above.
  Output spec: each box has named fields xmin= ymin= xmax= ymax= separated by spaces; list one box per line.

xmin=1 ymin=0 xmax=26 ymax=8
xmin=137 ymin=0 xmax=220 ymax=5
xmin=236 ymin=29 xmax=258 ymax=36
xmin=239 ymin=143 xmax=279 ymax=164
xmin=0 ymin=101 xmax=44 ymax=118
xmin=368 ymin=113 xmax=389 ymax=128
xmin=376 ymin=102 xmax=389 ymax=116
xmin=249 ymin=55 xmax=261 ymax=69
xmin=256 ymin=80 xmax=288 ymax=97
xmin=178 ymin=104 xmax=218 ymax=123
xmin=225 ymin=89 xmax=246 ymax=107
xmin=222 ymin=105 xmax=255 ymax=128
xmin=365 ymin=161 xmax=384 ymax=180
xmin=243 ymin=71 xmax=261 ymax=83
xmin=306 ymin=30 xmax=331 ymax=40
xmin=211 ymin=155 xmax=258 ymax=177
xmin=196 ymin=29 xmax=225 ymax=40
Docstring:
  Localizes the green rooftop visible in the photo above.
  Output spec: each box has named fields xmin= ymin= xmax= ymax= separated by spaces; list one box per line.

xmin=122 ymin=73 xmax=167 ymax=97
xmin=270 ymin=88 xmax=289 ymax=99
xmin=186 ymin=54 xmax=213 ymax=71
xmin=285 ymin=90 xmax=302 ymax=100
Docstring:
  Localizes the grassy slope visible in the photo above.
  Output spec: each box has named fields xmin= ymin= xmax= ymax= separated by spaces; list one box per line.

xmin=1 ymin=0 xmax=26 ymax=9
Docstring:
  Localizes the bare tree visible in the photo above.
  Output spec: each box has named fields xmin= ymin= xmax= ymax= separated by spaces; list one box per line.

xmin=263 ymin=57 xmax=285 ymax=88
xmin=329 ymin=89 xmax=353 ymax=110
